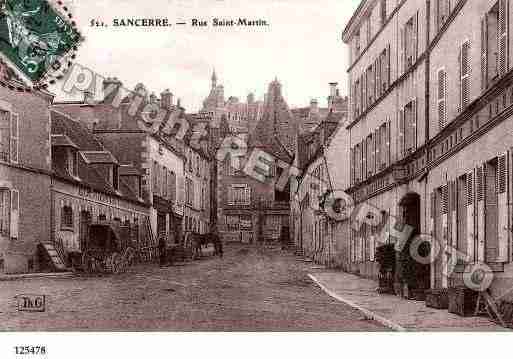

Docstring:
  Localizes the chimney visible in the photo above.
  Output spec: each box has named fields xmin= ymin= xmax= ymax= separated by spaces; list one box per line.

xmin=310 ymin=99 xmax=318 ymax=114
xmin=161 ymin=89 xmax=173 ymax=109
xmin=329 ymin=82 xmax=338 ymax=97
xmin=103 ymin=77 xmax=123 ymax=103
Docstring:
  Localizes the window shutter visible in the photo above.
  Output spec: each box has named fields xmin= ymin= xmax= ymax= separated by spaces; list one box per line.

xmin=437 ymin=69 xmax=447 ymax=129
xmin=466 ymin=171 xmax=475 ymax=261
xmin=10 ymin=113 xmax=18 ymax=163
xmin=400 ymin=27 xmax=405 ymax=74
xmin=177 ymin=176 xmax=185 ymax=206
xmin=386 ymin=119 xmax=391 ymax=166
xmin=434 ymin=0 xmax=440 ymax=32
xmin=10 ymin=189 xmax=19 ymax=240
xmin=350 ymin=147 xmax=354 ymax=185
xmin=499 ymin=0 xmax=509 ymax=76
xmin=481 ymin=16 xmax=488 ymax=90
xmin=375 ymin=58 xmax=381 ymax=98
xmin=386 ymin=44 xmax=391 ymax=89
xmin=245 ymin=186 xmax=251 ymax=204
xmin=430 ymin=192 xmax=435 ymax=255
xmin=450 ymin=181 xmax=457 ymax=247
xmin=413 ymin=11 xmax=419 ymax=61
xmin=497 ymin=153 xmax=509 ymax=262
xmin=374 ymin=128 xmax=379 ymax=173
xmin=362 ymin=73 xmax=367 ymax=111
xmin=476 ymin=165 xmax=485 ymax=262
xmin=460 ymin=41 xmax=471 ymax=109
xmin=362 ymin=139 xmax=367 ymax=180
xmin=398 ymin=109 xmax=405 ymax=159
xmin=412 ymin=98 xmax=418 ymax=151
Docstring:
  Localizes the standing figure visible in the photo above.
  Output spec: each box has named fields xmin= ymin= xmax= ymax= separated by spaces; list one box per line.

xmin=158 ymin=235 xmax=167 ymax=267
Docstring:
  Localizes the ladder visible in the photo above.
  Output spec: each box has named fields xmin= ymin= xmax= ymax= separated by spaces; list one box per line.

xmin=143 ymin=217 xmax=157 ymax=262
xmin=40 ymin=242 xmax=67 ymax=271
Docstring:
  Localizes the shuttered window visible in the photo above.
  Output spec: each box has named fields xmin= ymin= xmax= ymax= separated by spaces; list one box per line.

xmin=10 ymin=189 xmax=18 ymax=240
xmin=460 ymin=41 xmax=471 ymax=109
xmin=499 ymin=0 xmax=509 ymax=76
xmin=398 ymin=109 xmax=405 ymax=159
xmin=10 ymin=113 xmax=18 ymax=163
xmin=0 ymin=189 xmax=10 ymax=237
xmin=437 ymin=68 xmax=447 ymax=129
xmin=481 ymin=16 xmax=489 ymax=89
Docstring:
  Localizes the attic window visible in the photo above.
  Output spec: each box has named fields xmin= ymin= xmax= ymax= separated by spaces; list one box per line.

xmin=68 ymin=149 xmax=78 ymax=178
xmin=112 ymin=165 xmax=119 ymax=191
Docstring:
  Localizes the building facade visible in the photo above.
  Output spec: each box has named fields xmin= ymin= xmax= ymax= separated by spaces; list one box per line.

xmin=291 ymin=84 xmax=349 ymax=269
xmin=343 ymin=0 xmax=513 ymax=299
xmin=50 ymin=109 xmax=151 ymax=267
xmin=202 ymin=70 xmax=264 ymax=134
xmin=0 ymin=80 xmax=53 ymax=274
xmin=53 ymin=79 xmax=189 ymax=247
xmin=216 ymin=79 xmax=295 ymax=243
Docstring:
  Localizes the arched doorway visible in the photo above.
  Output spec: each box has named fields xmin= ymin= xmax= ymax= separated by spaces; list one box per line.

xmin=397 ymin=192 xmax=430 ymax=297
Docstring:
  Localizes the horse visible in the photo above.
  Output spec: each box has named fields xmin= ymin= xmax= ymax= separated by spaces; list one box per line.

xmin=186 ymin=232 xmax=223 ymax=260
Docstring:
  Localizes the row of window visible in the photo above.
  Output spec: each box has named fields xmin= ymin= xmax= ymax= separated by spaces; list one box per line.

xmin=60 ymin=205 xmax=140 ymax=232
xmin=352 ymin=45 xmax=391 ymax=118
xmin=225 ymin=214 xmax=252 ymax=231
xmin=184 ymin=215 xmax=208 ymax=234
xmin=350 ymin=120 xmax=391 ymax=186
xmin=0 ymin=110 xmax=19 ymax=164
xmin=431 ymin=154 xmax=509 ymax=264
xmin=185 ymin=147 xmax=209 ymax=179
xmin=353 ymin=0 xmax=388 ymax=59
xmin=152 ymin=161 xmax=177 ymax=203
xmin=228 ymin=184 xmax=251 ymax=206
xmin=185 ymin=177 xmax=208 ymax=210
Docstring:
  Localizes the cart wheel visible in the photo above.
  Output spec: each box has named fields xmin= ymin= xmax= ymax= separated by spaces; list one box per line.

xmin=82 ymin=252 xmax=93 ymax=274
xmin=110 ymin=253 xmax=120 ymax=273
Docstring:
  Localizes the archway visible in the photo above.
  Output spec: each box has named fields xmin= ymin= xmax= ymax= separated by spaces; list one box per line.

xmin=397 ymin=192 xmax=430 ymax=298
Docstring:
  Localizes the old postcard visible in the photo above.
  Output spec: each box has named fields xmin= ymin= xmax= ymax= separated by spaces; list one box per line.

xmin=0 ymin=0 xmax=512 ymax=357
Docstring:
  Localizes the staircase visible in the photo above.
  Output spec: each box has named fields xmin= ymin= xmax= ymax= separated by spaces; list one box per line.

xmin=39 ymin=242 xmax=67 ymax=271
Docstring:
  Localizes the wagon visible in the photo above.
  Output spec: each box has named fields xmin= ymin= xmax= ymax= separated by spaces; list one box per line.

xmin=81 ymin=222 xmax=136 ymax=274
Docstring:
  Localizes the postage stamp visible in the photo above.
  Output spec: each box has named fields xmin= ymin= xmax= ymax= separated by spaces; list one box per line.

xmin=0 ymin=0 xmax=82 ymax=88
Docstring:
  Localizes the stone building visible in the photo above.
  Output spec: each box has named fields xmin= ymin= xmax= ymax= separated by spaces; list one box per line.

xmin=202 ymin=70 xmax=264 ymax=134
xmin=216 ymin=79 xmax=295 ymax=243
xmin=53 ymin=79 xmax=190 ymax=247
xmin=50 ymin=109 xmax=151 ymax=267
xmin=291 ymin=84 xmax=349 ymax=268
xmin=343 ymin=0 xmax=513 ymax=299
xmin=0 ymin=78 xmax=54 ymax=274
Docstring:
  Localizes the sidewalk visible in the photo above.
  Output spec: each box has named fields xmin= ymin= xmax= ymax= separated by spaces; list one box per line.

xmin=309 ymin=271 xmax=508 ymax=331
xmin=0 ymin=271 xmax=74 ymax=281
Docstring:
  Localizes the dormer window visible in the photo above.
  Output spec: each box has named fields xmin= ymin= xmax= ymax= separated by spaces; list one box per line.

xmin=112 ymin=165 xmax=119 ymax=191
xmin=67 ymin=149 xmax=78 ymax=178
xmin=51 ymin=135 xmax=80 ymax=179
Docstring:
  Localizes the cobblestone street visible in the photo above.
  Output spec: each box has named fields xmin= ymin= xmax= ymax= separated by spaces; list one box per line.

xmin=0 ymin=244 xmax=387 ymax=331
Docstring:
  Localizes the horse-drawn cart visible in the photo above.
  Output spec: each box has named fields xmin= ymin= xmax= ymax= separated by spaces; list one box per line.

xmin=81 ymin=222 xmax=136 ymax=274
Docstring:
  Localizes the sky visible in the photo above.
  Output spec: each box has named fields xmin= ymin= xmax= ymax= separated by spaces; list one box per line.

xmin=57 ymin=0 xmax=361 ymax=111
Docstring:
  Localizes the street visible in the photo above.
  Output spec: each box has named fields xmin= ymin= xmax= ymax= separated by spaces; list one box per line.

xmin=0 ymin=244 xmax=387 ymax=331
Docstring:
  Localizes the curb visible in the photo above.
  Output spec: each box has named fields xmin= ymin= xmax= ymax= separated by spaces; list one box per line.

xmin=308 ymin=273 xmax=406 ymax=332
xmin=0 ymin=272 xmax=74 ymax=281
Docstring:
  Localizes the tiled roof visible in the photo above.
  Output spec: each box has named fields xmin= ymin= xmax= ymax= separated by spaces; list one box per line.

xmin=51 ymin=110 xmax=106 ymax=151
xmin=50 ymin=110 xmax=147 ymax=206
xmin=119 ymin=164 xmax=142 ymax=176
xmin=81 ymin=151 xmax=118 ymax=164
xmin=51 ymin=134 xmax=78 ymax=148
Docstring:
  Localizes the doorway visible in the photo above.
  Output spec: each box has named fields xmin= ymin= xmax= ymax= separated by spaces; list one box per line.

xmin=398 ymin=192 xmax=430 ymax=294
